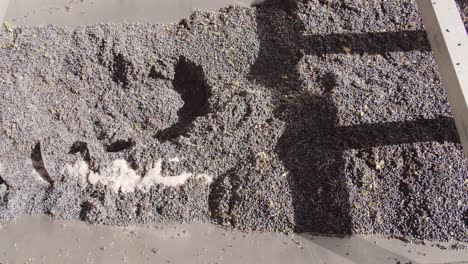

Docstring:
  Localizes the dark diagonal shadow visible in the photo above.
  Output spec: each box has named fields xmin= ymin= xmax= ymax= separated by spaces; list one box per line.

xmin=248 ymin=0 xmax=460 ymax=235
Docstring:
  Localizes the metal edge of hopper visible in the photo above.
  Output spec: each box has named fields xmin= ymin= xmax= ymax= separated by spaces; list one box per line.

xmin=416 ymin=0 xmax=468 ymax=157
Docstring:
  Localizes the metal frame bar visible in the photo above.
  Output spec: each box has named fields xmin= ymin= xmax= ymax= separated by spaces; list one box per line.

xmin=415 ymin=0 xmax=468 ymax=156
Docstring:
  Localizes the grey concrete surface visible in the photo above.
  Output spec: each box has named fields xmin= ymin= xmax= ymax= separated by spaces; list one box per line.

xmin=0 ymin=215 xmax=467 ymax=264
xmin=0 ymin=0 xmax=8 ymax=25
xmin=3 ymin=0 xmax=263 ymax=25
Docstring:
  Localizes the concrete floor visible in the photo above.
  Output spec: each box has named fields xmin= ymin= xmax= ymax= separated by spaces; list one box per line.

xmin=2 ymin=0 xmax=262 ymax=25
xmin=1 ymin=215 xmax=467 ymax=264
xmin=1 ymin=1 xmax=468 ymax=263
